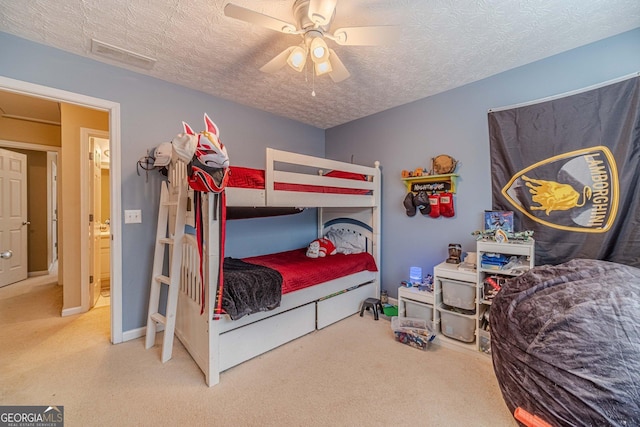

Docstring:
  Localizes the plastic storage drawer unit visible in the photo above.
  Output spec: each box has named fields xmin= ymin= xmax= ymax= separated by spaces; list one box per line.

xmin=440 ymin=310 xmax=476 ymax=343
xmin=441 ymin=278 xmax=476 ymax=310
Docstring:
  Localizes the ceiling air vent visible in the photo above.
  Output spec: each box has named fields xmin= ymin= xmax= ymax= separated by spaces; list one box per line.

xmin=90 ymin=39 xmax=156 ymax=70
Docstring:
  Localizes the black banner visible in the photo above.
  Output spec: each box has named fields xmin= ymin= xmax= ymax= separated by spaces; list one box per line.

xmin=488 ymin=75 xmax=640 ymax=267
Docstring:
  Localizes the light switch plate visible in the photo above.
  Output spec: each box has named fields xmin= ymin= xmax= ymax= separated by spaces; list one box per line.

xmin=124 ymin=209 xmax=142 ymax=224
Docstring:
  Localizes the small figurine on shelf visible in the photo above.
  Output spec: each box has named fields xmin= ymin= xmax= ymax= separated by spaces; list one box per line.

xmin=446 ymin=243 xmax=462 ymax=264
xmin=471 ymin=229 xmax=534 ymax=242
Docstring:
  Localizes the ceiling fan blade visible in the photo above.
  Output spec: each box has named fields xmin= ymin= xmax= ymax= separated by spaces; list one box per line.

xmin=308 ymin=0 xmax=337 ymax=26
xmin=329 ymin=26 xmax=400 ymax=46
xmin=328 ymin=49 xmax=350 ymax=83
xmin=224 ymin=3 xmax=298 ymax=34
xmin=259 ymin=47 xmax=295 ymax=73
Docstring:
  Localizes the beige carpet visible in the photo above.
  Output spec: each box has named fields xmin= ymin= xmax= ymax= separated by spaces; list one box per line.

xmin=0 ymin=279 xmax=518 ymax=427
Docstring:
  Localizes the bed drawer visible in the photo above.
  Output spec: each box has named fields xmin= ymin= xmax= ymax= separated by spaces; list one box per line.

xmin=317 ymin=282 xmax=375 ymax=329
xmin=218 ymin=302 xmax=316 ymax=371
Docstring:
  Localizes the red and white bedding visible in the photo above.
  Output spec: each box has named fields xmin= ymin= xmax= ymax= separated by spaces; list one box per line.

xmin=243 ymin=248 xmax=378 ymax=294
xmin=221 ymin=249 xmax=377 ymax=320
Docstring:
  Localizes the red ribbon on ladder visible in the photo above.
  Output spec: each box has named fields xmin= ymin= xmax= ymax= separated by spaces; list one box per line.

xmin=194 ymin=190 xmax=227 ymax=317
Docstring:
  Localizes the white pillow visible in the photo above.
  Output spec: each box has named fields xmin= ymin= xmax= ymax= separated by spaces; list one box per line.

xmin=325 ymin=228 xmax=366 ymax=254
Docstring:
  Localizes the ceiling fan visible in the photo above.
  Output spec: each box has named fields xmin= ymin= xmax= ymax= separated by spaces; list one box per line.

xmin=224 ymin=0 xmax=399 ymax=83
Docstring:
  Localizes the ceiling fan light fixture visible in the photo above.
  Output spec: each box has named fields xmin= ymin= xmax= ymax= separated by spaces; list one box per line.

xmin=309 ymin=37 xmax=329 ymax=63
xmin=287 ymin=46 xmax=307 ymax=71
xmin=224 ymin=1 xmax=388 ymax=84
xmin=314 ymin=59 xmax=333 ymax=76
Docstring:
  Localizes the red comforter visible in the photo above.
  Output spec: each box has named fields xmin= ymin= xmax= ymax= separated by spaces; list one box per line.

xmin=243 ymin=248 xmax=378 ymax=294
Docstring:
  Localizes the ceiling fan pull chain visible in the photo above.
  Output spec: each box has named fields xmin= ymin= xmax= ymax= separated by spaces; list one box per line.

xmin=311 ymin=70 xmax=316 ymax=97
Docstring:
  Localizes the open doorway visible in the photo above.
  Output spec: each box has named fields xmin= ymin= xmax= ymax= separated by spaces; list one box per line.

xmin=0 ymin=76 xmax=123 ymax=344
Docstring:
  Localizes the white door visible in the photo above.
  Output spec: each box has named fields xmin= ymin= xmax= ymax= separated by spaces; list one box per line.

xmin=0 ymin=148 xmax=28 ymax=287
xmin=89 ymin=139 xmax=102 ymax=307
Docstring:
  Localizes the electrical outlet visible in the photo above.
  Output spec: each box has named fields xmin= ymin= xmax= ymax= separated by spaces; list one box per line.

xmin=124 ymin=209 xmax=142 ymax=224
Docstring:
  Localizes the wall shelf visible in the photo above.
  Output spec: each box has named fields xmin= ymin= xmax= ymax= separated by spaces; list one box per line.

xmin=401 ymin=173 xmax=459 ymax=193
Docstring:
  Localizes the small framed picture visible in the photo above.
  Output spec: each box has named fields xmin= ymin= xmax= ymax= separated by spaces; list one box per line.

xmin=484 ymin=210 xmax=514 ymax=233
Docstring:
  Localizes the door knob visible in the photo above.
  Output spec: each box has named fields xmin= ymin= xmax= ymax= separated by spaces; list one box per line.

xmin=22 ymin=221 xmax=31 ymax=225
xmin=0 ymin=250 xmax=12 ymax=259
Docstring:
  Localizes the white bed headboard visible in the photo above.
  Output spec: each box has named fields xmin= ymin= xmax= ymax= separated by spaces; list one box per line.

xmin=322 ymin=217 xmax=375 ymax=254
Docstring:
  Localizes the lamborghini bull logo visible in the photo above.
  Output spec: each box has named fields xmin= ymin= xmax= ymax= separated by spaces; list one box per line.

xmin=500 ymin=147 xmax=619 ymax=233
xmin=521 ymin=175 xmax=592 ymax=215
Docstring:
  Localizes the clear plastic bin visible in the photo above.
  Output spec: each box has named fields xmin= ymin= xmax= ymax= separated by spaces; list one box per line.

xmin=478 ymin=329 xmax=491 ymax=354
xmin=391 ymin=316 xmax=436 ymax=350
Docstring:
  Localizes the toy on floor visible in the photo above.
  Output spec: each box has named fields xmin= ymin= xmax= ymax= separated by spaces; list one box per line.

xmin=391 ymin=317 xmax=436 ymax=350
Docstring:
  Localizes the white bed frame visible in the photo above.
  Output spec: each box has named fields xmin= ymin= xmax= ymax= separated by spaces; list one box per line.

xmin=167 ymin=148 xmax=381 ymax=386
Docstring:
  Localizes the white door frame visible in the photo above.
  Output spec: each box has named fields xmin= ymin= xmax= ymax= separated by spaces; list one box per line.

xmin=0 ymin=76 xmax=123 ymax=344
xmin=49 ymin=153 xmax=58 ymax=269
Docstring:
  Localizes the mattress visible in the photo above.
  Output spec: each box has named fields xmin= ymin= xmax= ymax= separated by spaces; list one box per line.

xmin=222 ymin=248 xmax=377 ymax=320
xmin=490 ymin=258 xmax=640 ymax=426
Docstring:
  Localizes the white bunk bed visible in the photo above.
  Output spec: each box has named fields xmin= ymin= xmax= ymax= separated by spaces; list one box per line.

xmin=168 ymin=148 xmax=381 ymax=386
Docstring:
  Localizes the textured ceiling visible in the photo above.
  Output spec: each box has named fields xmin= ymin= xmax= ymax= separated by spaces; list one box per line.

xmin=1 ymin=0 xmax=639 ymax=129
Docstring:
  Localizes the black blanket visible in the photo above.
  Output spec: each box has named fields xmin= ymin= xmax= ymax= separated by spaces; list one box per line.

xmin=491 ymin=259 xmax=640 ymax=426
xmin=222 ymin=258 xmax=283 ymax=321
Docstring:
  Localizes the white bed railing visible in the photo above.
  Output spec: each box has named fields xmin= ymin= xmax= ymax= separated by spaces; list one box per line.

xmin=180 ymin=234 xmax=201 ymax=307
xmin=264 ymin=148 xmax=379 ymax=208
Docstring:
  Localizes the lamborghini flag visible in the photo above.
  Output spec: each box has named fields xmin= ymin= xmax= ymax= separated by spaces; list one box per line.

xmin=488 ymin=75 xmax=640 ymax=268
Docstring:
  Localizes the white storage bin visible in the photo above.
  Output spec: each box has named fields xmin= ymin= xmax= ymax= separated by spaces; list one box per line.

xmin=404 ymin=299 xmax=434 ymax=323
xmin=441 ymin=278 xmax=475 ymax=310
xmin=440 ymin=309 xmax=476 ymax=343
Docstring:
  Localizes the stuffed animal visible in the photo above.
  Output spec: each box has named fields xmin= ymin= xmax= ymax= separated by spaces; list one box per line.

xmin=306 ymin=237 xmax=337 ymax=258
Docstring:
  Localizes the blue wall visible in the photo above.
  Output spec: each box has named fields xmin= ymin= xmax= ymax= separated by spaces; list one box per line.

xmin=0 ymin=32 xmax=323 ymax=331
xmin=325 ymin=28 xmax=640 ymax=299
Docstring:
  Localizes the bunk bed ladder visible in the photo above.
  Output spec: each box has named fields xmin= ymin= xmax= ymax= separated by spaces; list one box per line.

xmin=145 ymin=178 xmax=187 ymax=363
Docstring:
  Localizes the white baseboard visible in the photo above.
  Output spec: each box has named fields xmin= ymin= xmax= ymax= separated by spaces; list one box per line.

xmin=122 ymin=324 xmax=164 ymax=342
xmin=61 ymin=306 xmax=83 ymax=317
